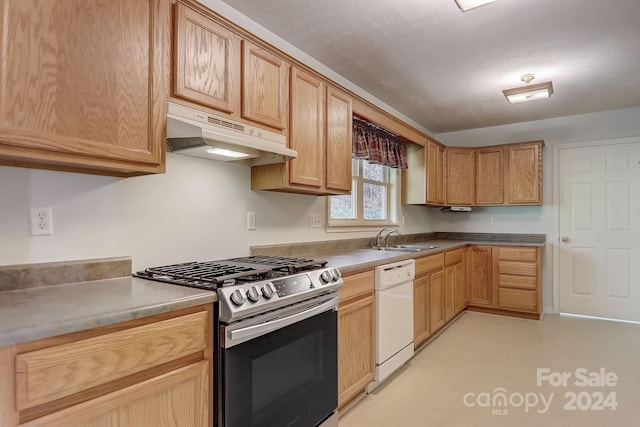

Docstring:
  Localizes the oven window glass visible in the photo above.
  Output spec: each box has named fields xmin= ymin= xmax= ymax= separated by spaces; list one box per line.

xmin=222 ymin=309 xmax=337 ymax=427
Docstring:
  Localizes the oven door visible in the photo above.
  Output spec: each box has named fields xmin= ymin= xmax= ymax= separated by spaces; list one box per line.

xmin=220 ymin=294 xmax=338 ymax=427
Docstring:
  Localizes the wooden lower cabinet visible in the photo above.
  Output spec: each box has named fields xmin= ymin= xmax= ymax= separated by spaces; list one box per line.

xmin=444 ymin=248 xmax=466 ymax=322
xmin=0 ymin=305 xmax=213 ymax=427
xmin=494 ymin=247 xmax=541 ymax=315
xmin=337 ymin=271 xmax=375 ymax=409
xmin=21 ymin=361 xmax=209 ymax=427
xmin=413 ymin=275 xmax=430 ymax=347
xmin=413 ymin=253 xmax=445 ymax=348
xmin=468 ymin=246 xmax=493 ymax=306
xmin=467 ymin=245 xmax=542 ymax=319
xmin=428 ymin=270 xmax=446 ymax=334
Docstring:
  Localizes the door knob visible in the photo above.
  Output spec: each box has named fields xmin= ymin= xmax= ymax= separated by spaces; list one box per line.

xmin=561 ymin=236 xmax=570 ymax=243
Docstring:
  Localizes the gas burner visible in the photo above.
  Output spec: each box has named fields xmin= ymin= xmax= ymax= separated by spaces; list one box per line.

xmin=133 ymin=256 xmax=329 ymax=290
xmin=226 ymin=255 xmax=328 ymax=274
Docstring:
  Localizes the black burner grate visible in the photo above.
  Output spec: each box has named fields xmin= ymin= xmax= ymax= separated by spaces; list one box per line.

xmin=134 ymin=261 xmax=272 ymax=289
xmin=134 ymin=256 xmax=328 ymax=290
xmin=226 ymin=256 xmax=327 ymax=274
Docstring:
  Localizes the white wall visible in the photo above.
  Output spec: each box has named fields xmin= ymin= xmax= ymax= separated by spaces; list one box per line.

xmin=433 ymin=106 xmax=640 ymax=312
xmin=0 ymin=154 xmax=432 ymax=272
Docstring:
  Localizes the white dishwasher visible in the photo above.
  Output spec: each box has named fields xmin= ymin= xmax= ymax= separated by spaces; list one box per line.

xmin=367 ymin=258 xmax=415 ymax=392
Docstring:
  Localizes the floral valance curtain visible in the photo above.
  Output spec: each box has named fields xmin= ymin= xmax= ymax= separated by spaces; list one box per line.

xmin=352 ymin=116 xmax=408 ymax=169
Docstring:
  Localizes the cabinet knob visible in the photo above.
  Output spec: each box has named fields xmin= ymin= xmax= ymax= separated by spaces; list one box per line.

xmin=561 ymin=236 xmax=570 ymax=243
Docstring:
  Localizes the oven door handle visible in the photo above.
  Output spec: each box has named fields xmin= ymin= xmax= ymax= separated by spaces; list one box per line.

xmin=225 ymin=296 xmax=338 ymax=348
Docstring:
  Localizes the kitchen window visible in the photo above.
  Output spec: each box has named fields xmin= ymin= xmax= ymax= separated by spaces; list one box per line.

xmin=328 ymin=158 xmax=399 ymax=228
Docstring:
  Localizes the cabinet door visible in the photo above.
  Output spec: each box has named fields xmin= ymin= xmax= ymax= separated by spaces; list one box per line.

xmin=413 ymin=275 xmax=430 ymax=348
xmin=476 ymin=147 xmax=504 ymax=204
xmin=325 ymin=86 xmax=353 ymax=192
xmin=428 ymin=270 xmax=445 ymax=334
xmin=444 ymin=266 xmax=455 ymax=322
xmin=468 ymin=246 xmax=493 ymax=306
xmin=338 ymin=294 xmax=375 ymax=409
xmin=241 ymin=40 xmax=289 ymax=129
xmin=506 ymin=142 xmax=542 ymax=204
xmin=453 ymin=261 xmax=467 ymax=313
xmin=289 ymin=67 xmax=324 ymax=188
xmin=0 ymin=0 xmax=168 ymax=176
xmin=22 ymin=361 xmax=210 ymax=427
xmin=426 ymin=141 xmax=445 ymax=205
xmin=174 ymin=2 xmax=239 ymax=114
xmin=446 ymin=148 xmax=475 ymax=205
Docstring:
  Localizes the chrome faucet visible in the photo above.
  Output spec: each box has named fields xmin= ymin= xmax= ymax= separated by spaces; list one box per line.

xmin=382 ymin=229 xmax=401 ymax=247
xmin=376 ymin=227 xmax=400 ymax=248
xmin=376 ymin=227 xmax=391 ymax=248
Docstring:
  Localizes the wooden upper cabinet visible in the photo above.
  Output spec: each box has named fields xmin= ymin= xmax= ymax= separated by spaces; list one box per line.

xmin=174 ymin=2 xmax=239 ymax=113
xmin=445 ymin=148 xmax=475 ymax=205
xmin=403 ymin=139 xmax=445 ymax=206
xmin=476 ymin=146 xmax=505 ymax=205
xmin=289 ymin=68 xmax=325 ymax=188
xmin=252 ymin=68 xmax=351 ymax=196
xmin=241 ymin=40 xmax=289 ymax=130
xmin=325 ymin=86 xmax=352 ymax=192
xmin=427 ymin=141 xmax=445 ymax=205
xmin=506 ymin=141 xmax=543 ymax=205
xmin=0 ymin=0 xmax=169 ymax=177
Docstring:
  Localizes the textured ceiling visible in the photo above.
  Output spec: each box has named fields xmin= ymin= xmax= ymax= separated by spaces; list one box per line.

xmin=220 ymin=0 xmax=640 ymax=133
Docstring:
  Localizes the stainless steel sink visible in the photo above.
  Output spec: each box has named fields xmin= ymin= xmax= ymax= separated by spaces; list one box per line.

xmin=394 ymin=244 xmax=439 ymax=250
xmin=372 ymin=244 xmax=439 ymax=252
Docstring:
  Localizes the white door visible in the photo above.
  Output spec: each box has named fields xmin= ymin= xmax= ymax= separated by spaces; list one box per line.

xmin=558 ymin=142 xmax=640 ymax=321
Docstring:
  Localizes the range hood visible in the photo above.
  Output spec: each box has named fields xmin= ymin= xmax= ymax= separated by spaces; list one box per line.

xmin=166 ymin=102 xmax=297 ymax=165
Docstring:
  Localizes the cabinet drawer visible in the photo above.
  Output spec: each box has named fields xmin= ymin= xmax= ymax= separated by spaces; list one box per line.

xmin=444 ymin=248 xmax=463 ymax=266
xmin=416 ymin=253 xmax=444 ymax=276
xmin=497 ymin=274 xmax=537 ymax=290
xmin=339 ymin=270 xmax=374 ymax=303
xmin=15 ymin=310 xmax=209 ymax=411
xmin=496 ymin=247 xmax=537 ymax=262
xmin=497 ymin=260 xmax=537 ymax=276
xmin=497 ymin=288 xmax=537 ymax=312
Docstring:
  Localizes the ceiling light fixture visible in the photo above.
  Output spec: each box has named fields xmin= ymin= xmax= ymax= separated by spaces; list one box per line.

xmin=454 ymin=0 xmax=499 ymax=12
xmin=502 ymin=74 xmax=554 ymax=104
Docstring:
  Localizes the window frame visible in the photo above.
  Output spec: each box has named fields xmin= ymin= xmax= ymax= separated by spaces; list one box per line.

xmin=327 ymin=158 xmax=400 ymax=229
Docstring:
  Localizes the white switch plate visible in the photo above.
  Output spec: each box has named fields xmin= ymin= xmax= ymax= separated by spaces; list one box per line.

xmin=487 ymin=216 xmax=494 ymax=225
xmin=30 ymin=206 xmax=53 ymax=235
xmin=309 ymin=213 xmax=322 ymax=228
xmin=538 ymin=216 xmax=546 ymax=225
xmin=247 ymin=211 xmax=256 ymax=230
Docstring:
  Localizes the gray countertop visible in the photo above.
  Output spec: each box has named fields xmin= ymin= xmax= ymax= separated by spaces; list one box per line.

xmin=0 ymin=276 xmax=217 ymax=347
xmin=0 ymin=235 xmax=543 ymax=347
xmin=320 ymin=239 xmax=545 ymax=275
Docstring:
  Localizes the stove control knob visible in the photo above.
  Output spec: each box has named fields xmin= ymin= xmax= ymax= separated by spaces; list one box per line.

xmin=262 ymin=283 xmax=275 ymax=299
xmin=230 ymin=289 xmax=246 ymax=306
xmin=320 ymin=270 xmax=333 ymax=284
xmin=247 ymin=286 xmax=261 ymax=302
xmin=331 ymin=268 xmax=341 ymax=281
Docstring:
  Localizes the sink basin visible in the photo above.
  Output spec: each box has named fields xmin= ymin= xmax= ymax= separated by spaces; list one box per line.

xmin=394 ymin=244 xmax=439 ymax=250
xmin=372 ymin=244 xmax=439 ymax=252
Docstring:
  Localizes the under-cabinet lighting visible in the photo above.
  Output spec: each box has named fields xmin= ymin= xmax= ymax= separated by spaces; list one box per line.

xmin=206 ymin=147 xmax=253 ymax=159
xmin=454 ymin=0 xmax=499 ymax=12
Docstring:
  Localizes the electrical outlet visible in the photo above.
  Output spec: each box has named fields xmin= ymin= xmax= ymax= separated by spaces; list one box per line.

xmin=487 ymin=216 xmax=494 ymax=225
xmin=309 ymin=213 xmax=322 ymax=228
xmin=30 ymin=206 xmax=53 ymax=235
xmin=247 ymin=211 xmax=256 ymax=230
xmin=538 ymin=216 xmax=546 ymax=225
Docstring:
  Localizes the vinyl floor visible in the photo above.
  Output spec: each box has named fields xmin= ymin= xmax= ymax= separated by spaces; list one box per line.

xmin=338 ymin=311 xmax=640 ymax=427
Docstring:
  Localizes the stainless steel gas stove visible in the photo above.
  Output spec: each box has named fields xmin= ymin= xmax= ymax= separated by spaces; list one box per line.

xmin=135 ymin=255 xmax=342 ymax=427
